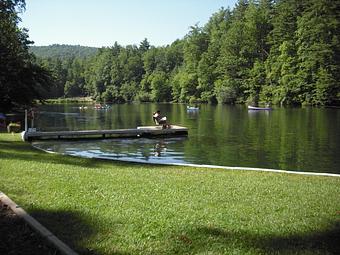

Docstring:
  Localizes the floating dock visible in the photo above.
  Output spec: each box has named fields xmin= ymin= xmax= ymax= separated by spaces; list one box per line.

xmin=21 ymin=125 xmax=188 ymax=141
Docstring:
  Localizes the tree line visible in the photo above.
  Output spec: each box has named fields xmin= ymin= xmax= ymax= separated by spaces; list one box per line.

xmin=1 ymin=0 xmax=340 ymax=112
xmin=30 ymin=44 xmax=98 ymax=60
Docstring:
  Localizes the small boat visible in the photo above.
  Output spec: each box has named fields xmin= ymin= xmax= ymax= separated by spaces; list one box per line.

xmin=94 ymin=104 xmax=111 ymax=110
xmin=248 ymin=105 xmax=272 ymax=110
xmin=187 ymin=106 xmax=199 ymax=111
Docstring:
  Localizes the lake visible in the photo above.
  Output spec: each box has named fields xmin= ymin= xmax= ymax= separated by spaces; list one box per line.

xmin=31 ymin=103 xmax=340 ymax=174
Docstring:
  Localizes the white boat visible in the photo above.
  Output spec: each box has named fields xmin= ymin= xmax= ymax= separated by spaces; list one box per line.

xmin=187 ymin=106 xmax=199 ymax=111
xmin=248 ymin=105 xmax=272 ymax=110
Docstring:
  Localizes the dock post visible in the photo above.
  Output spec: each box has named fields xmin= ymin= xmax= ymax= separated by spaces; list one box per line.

xmin=24 ymin=109 xmax=28 ymax=132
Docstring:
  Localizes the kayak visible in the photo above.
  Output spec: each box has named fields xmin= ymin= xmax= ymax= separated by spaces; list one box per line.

xmin=248 ymin=105 xmax=272 ymax=110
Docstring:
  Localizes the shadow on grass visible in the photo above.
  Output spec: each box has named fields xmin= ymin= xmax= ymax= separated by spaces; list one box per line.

xmin=0 ymin=138 xmax=170 ymax=171
xmin=0 ymin=139 xmax=142 ymax=170
xmin=29 ymin=209 xmax=129 ymax=255
xmin=0 ymin=202 xmax=59 ymax=255
xmin=171 ymin=223 xmax=340 ymax=254
xmin=0 ymin=139 xmax=96 ymax=168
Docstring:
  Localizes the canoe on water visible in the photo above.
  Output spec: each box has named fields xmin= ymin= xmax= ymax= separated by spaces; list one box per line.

xmin=248 ymin=105 xmax=272 ymax=110
xmin=187 ymin=106 xmax=199 ymax=111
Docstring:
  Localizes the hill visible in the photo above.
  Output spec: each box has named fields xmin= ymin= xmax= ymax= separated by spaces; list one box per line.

xmin=30 ymin=44 xmax=98 ymax=59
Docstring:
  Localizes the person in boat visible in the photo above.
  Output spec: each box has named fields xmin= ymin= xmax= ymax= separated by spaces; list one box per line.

xmin=153 ymin=110 xmax=170 ymax=129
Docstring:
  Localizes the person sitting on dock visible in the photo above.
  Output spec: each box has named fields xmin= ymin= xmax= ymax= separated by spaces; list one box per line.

xmin=153 ymin=110 xmax=170 ymax=129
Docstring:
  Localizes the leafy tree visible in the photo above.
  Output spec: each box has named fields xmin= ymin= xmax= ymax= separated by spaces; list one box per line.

xmin=314 ymin=67 xmax=338 ymax=105
xmin=149 ymin=71 xmax=171 ymax=102
xmin=183 ymin=24 xmax=209 ymax=72
xmin=216 ymin=0 xmax=250 ymax=103
xmin=277 ymin=41 xmax=300 ymax=105
xmin=296 ymin=0 xmax=340 ymax=105
xmin=90 ymin=48 xmax=113 ymax=99
xmin=164 ymin=40 xmax=184 ymax=72
xmin=265 ymin=0 xmax=304 ymax=102
xmin=102 ymin=85 xmax=122 ymax=103
xmin=170 ymin=24 xmax=209 ymax=102
xmin=248 ymin=60 xmax=266 ymax=105
xmin=214 ymin=79 xmax=238 ymax=104
xmin=197 ymin=8 xmax=232 ymax=103
xmin=36 ymin=57 xmax=66 ymax=98
xmin=0 ymin=0 xmax=52 ymax=111
xmin=64 ymin=80 xmax=81 ymax=97
xmin=120 ymin=82 xmax=137 ymax=102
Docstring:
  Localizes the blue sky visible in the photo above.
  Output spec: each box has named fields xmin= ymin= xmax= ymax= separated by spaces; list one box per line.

xmin=19 ymin=0 xmax=237 ymax=47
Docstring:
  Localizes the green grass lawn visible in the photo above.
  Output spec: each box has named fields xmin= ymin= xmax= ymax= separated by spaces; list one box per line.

xmin=0 ymin=133 xmax=339 ymax=255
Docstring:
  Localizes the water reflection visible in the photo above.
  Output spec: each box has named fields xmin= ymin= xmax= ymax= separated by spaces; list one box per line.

xmin=154 ymin=140 xmax=166 ymax=157
xmin=33 ymin=137 xmax=188 ymax=164
xmin=186 ymin=109 xmax=199 ymax=119
xmin=31 ymin=103 xmax=340 ymax=173
xmin=247 ymin=109 xmax=272 ymax=116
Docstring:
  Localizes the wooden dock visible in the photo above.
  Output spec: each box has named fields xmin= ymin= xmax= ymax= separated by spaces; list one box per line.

xmin=21 ymin=125 xmax=188 ymax=141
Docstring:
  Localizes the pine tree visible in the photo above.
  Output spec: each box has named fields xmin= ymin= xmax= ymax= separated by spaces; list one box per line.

xmin=265 ymin=0 xmax=304 ymax=104
xmin=296 ymin=0 xmax=340 ymax=105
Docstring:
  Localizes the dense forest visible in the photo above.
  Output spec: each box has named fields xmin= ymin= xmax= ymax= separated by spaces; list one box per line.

xmin=1 ymin=0 xmax=340 ymax=112
xmin=35 ymin=0 xmax=340 ymax=106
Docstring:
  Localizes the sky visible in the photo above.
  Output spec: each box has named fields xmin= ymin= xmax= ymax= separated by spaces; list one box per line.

xmin=19 ymin=0 xmax=238 ymax=47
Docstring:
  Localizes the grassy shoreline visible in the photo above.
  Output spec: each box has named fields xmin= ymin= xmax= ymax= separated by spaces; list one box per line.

xmin=0 ymin=133 xmax=339 ymax=254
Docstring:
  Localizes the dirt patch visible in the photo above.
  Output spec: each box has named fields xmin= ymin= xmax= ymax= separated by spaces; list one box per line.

xmin=0 ymin=200 xmax=59 ymax=255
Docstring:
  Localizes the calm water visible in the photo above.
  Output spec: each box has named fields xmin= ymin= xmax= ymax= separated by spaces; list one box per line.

xmin=31 ymin=103 xmax=340 ymax=174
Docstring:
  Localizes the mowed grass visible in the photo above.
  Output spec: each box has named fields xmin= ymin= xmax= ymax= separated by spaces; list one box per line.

xmin=0 ymin=133 xmax=339 ymax=255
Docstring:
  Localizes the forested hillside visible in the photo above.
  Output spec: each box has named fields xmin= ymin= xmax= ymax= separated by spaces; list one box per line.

xmin=30 ymin=44 xmax=98 ymax=59
xmin=34 ymin=0 xmax=340 ymax=106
